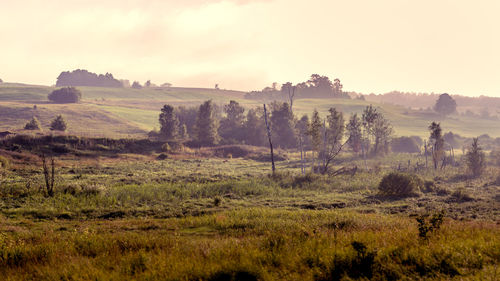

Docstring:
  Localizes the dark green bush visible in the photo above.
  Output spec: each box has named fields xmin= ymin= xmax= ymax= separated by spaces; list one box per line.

xmin=48 ymin=87 xmax=82 ymax=103
xmin=378 ymin=172 xmax=423 ymax=197
xmin=24 ymin=117 xmax=42 ymax=130
xmin=391 ymin=136 xmax=421 ymax=153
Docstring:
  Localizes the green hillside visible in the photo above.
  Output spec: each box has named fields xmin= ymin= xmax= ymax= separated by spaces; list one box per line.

xmin=0 ymin=83 xmax=499 ymax=138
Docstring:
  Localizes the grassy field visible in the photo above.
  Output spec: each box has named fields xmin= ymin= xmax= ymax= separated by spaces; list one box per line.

xmin=1 ymin=83 xmax=500 ymax=138
xmin=0 ymin=145 xmax=499 ymax=280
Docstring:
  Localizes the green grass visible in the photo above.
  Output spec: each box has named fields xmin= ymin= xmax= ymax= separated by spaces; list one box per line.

xmin=0 ymin=209 xmax=498 ymax=280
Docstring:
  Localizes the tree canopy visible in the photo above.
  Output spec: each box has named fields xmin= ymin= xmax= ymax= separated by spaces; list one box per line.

xmin=434 ymin=93 xmax=457 ymax=116
xmin=56 ymin=69 xmax=123 ymax=87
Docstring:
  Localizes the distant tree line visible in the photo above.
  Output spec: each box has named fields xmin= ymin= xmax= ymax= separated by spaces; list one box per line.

xmin=365 ymin=91 xmax=500 ymax=119
xmin=56 ymin=69 xmax=123 ymax=88
xmin=245 ymin=74 xmax=351 ymax=101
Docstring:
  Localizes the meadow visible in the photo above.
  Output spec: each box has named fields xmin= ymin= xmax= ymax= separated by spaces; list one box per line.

xmin=0 ymin=84 xmax=499 ymax=280
xmin=1 ymin=83 xmax=500 ymax=138
xmin=0 ymin=138 xmax=499 ymax=280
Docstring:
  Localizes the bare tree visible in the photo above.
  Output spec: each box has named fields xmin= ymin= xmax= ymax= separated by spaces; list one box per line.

xmin=41 ymin=154 xmax=55 ymax=197
xmin=263 ymin=104 xmax=275 ymax=174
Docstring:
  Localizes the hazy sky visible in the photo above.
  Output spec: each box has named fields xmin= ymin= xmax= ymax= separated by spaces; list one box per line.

xmin=1 ymin=0 xmax=499 ymax=96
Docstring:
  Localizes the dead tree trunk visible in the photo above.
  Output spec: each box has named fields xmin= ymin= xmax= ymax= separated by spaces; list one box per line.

xmin=41 ymin=154 xmax=55 ymax=197
xmin=299 ymin=134 xmax=305 ymax=175
xmin=263 ymin=104 xmax=275 ymax=174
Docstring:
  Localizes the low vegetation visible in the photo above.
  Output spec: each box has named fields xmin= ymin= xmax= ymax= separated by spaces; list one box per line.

xmin=0 ymin=83 xmax=499 ymax=280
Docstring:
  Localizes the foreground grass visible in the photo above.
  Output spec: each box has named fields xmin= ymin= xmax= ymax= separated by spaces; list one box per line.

xmin=0 ymin=209 xmax=498 ymax=280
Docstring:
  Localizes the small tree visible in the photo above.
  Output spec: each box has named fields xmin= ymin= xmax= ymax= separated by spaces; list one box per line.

xmin=346 ymin=113 xmax=362 ymax=153
xmin=270 ymin=102 xmax=296 ymax=148
xmin=194 ymin=100 xmax=219 ymax=146
xmin=24 ymin=117 xmax=42 ymax=130
xmin=48 ymin=87 xmax=82 ymax=103
xmin=308 ymin=109 xmax=323 ymax=171
xmin=159 ymin=105 xmax=180 ymax=140
xmin=428 ymin=122 xmax=444 ymax=170
xmin=372 ymin=114 xmax=393 ymax=155
xmin=131 ymin=81 xmax=142 ymax=89
xmin=50 ymin=115 xmax=67 ymax=131
xmin=466 ymin=137 xmax=486 ymax=178
xmin=321 ymin=108 xmax=346 ymax=173
xmin=243 ymin=108 xmax=267 ymax=146
xmin=219 ymin=100 xmax=245 ymax=143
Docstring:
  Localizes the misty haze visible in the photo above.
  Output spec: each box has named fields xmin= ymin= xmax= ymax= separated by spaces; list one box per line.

xmin=0 ymin=1 xmax=499 ymax=280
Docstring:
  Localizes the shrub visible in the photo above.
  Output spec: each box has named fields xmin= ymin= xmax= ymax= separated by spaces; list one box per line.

xmin=48 ymin=87 xmax=82 ymax=103
xmin=50 ymin=115 xmax=67 ymax=131
xmin=391 ymin=136 xmax=421 ymax=153
xmin=450 ymin=187 xmax=474 ymax=202
xmin=24 ymin=117 xmax=42 ymax=130
xmin=0 ymin=155 xmax=9 ymax=169
xmin=378 ymin=172 xmax=423 ymax=197
xmin=416 ymin=211 xmax=444 ymax=240
xmin=466 ymin=137 xmax=485 ymax=178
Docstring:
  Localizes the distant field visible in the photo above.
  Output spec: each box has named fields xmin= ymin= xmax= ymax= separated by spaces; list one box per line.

xmin=1 ymin=83 xmax=499 ymax=138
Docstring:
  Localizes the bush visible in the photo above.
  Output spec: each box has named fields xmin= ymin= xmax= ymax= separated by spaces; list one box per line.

xmin=378 ymin=172 xmax=423 ymax=197
xmin=50 ymin=115 xmax=67 ymax=131
xmin=466 ymin=138 xmax=485 ymax=178
xmin=391 ymin=136 xmax=421 ymax=153
xmin=0 ymin=155 xmax=9 ymax=169
xmin=48 ymin=87 xmax=82 ymax=103
xmin=24 ymin=117 xmax=42 ymax=130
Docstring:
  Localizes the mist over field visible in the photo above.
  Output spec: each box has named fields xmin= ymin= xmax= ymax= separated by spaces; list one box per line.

xmin=0 ymin=1 xmax=499 ymax=280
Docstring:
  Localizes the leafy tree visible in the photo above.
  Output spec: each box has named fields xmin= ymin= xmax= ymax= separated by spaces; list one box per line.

xmin=131 ymin=81 xmax=142 ymax=89
xmin=145 ymin=80 xmax=152 ymax=87
xmin=321 ymin=108 xmax=345 ymax=173
xmin=372 ymin=114 xmax=393 ymax=155
xmin=0 ymin=78 xmax=3 ymax=83
xmin=177 ymin=106 xmax=198 ymax=137
xmin=243 ymin=108 xmax=267 ymax=146
xmin=326 ymin=108 xmax=344 ymax=148
xmin=159 ymin=105 xmax=180 ymax=140
xmin=466 ymin=137 xmax=486 ymax=178
xmin=296 ymin=114 xmax=311 ymax=149
xmin=428 ymin=122 xmax=444 ymax=170
xmin=270 ymin=102 xmax=296 ymax=148
xmin=346 ymin=113 xmax=362 ymax=153
xmin=48 ymin=87 xmax=82 ymax=103
xmin=308 ymin=109 xmax=323 ymax=170
xmin=24 ymin=117 xmax=42 ymax=130
xmin=434 ymin=93 xmax=456 ymax=116
xmin=219 ymin=100 xmax=245 ymax=143
xmin=50 ymin=115 xmax=67 ymax=131
xmin=195 ymin=100 xmax=219 ymax=146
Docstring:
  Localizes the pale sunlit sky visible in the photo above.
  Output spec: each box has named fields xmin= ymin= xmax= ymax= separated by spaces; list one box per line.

xmin=0 ymin=0 xmax=499 ymax=96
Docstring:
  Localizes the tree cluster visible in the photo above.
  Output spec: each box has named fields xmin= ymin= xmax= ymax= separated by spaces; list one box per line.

xmin=48 ymin=87 xmax=82 ymax=103
xmin=56 ymin=69 xmax=123 ymax=88
xmin=156 ymin=100 xmax=393 ymax=173
xmin=245 ymin=74 xmax=351 ymax=101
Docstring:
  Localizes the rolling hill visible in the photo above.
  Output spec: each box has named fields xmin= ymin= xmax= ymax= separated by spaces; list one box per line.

xmin=0 ymin=83 xmax=499 ymax=139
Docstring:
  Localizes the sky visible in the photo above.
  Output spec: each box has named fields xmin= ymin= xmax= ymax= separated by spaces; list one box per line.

xmin=0 ymin=0 xmax=499 ymax=96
